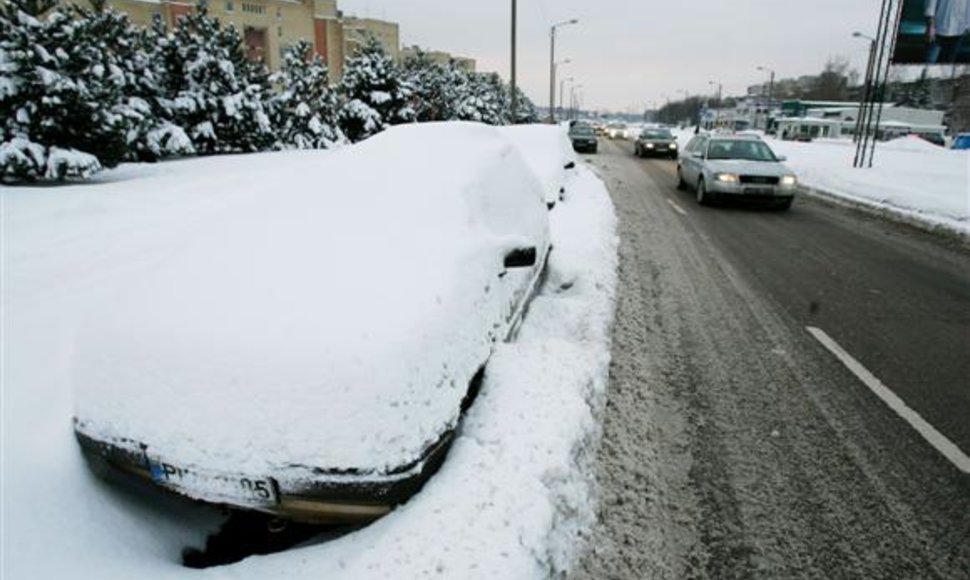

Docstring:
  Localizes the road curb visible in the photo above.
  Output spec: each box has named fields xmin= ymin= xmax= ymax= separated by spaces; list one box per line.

xmin=798 ymin=185 xmax=970 ymax=250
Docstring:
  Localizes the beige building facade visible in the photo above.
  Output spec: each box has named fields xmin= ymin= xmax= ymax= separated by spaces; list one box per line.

xmin=63 ymin=0 xmax=403 ymax=79
xmin=400 ymin=45 xmax=476 ymax=73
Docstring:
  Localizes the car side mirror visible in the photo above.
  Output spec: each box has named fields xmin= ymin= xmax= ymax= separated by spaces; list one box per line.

xmin=504 ymin=247 xmax=537 ymax=269
xmin=776 ymin=155 xmax=787 ymax=162
xmin=692 ymin=151 xmax=703 ymax=158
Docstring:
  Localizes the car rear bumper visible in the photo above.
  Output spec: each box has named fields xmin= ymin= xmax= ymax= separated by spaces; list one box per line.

xmin=75 ymin=427 xmax=454 ymax=524
xmin=571 ymin=140 xmax=597 ymax=152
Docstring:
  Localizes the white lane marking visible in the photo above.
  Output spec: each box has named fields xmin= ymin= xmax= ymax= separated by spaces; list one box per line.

xmin=666 ymin=198 xmax=688 ymax=217
xmin=807 ymin=326 xmax=970 ymax=474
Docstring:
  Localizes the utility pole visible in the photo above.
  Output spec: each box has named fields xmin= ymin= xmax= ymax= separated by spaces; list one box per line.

xmin=852 ymin=32 xmax=878 ymax=144
xmin=548 ymin=19 xmax=578 ymax=123
xmin=510 ymin=0 xmax=518 ymax=124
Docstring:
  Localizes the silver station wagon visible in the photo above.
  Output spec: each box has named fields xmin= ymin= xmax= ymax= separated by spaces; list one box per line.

xmin=677 ymin=134 xmax=798 ymax=210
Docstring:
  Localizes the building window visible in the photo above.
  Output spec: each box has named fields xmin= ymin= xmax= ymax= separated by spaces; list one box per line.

xmin=276 ymin=7 xmax=281 ymax=20
xmin=277 ymin=26 xmax=282 ymax=38
xmin=225 ymin=0 xmax=233 ymax=12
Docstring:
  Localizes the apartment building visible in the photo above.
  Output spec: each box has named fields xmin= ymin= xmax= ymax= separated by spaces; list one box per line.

xmin=400 ymin=45 xmax=476 ymax=72
xmin=63 ymin=0 xmax=398 ymax=78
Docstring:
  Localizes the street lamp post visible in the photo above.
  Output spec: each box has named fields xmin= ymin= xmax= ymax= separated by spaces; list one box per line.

xmin=549 ymin=19 xmax=579 ymax=123
xmin=554 ymin=58 xmax=571 ymax=117
xmin=510 ymin=0 xmax=517 ymax=124
xmin=570 ymin=84 xmax=584 ymax=120
xmin=852 ymin=31 xmax=878 ymax=144
xmin=559 ymin=76 xmax=574 ymax=118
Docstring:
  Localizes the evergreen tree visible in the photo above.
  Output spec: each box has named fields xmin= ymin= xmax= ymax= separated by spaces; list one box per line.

xmin=271 ymin=40 xmax=343 ymax=149
xmin=1 ymin=0 xmax=127 ymax=180
xmin=511 ymin=86 xmax=540 ymax=124
xmin=456 ymin=72 xmax=509 ymax=125
xmin=403 ymin=51 xmax=467 ymax=122
xmin=154 ymin=0 xmax=275 ymax=154
xmin=901 ymin=68 xmax=932 ymax=109
xmin=338 ymin=36 xmax=415 ymax=142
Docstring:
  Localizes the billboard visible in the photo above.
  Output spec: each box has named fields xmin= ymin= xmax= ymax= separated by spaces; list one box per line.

xmin=892 ymin=0 xmax=970 ymax=64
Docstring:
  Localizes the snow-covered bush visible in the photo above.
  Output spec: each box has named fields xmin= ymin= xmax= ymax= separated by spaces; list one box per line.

xmin=402 ymin=50 xmax=467 ymax=123
xmin=153 ymin=0 xmax=276 ymax=154
xmin=456 ymin=72 xmax=510 ymax=126
xmin=271 ymin=40 xmax=343 ymax=150
xmin=338 ymin=36 xmax=415 ymax=142
xmin=511 ymin=86 xmax=540 ymax=124
xmin=0 ymin=0 xmax=196 ymax=182
xmin=1 ymin=0 xmax=132 ymax=180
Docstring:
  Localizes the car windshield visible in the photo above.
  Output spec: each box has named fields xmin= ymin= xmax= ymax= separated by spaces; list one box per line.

xmin=706 ymin=139 xmax=777 ymax=161
xmin=642 ymin=130 xmax=673 ymax=140
xmin=571 ymin=125 xmax=595 ymax=136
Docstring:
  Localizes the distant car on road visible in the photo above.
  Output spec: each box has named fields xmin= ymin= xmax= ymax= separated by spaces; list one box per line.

xmin=605 ymin=123 xmax=628 ymax=140
xmin=73 ymin=123 xmax=553 ymax=525
xmin=568 ymin=123 xmax=598 ymax=153
xmin=634 ymin=128 xmax=679 ymax=159
xmin=951 ymin=133 xmax=970 ymax=150
xmin=677 ymin=134 xmax=798 ymax=210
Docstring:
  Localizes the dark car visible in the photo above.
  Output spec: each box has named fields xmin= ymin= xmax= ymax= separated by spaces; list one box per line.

xmin=569 ymin=124 xmax=598 ymax=153
xmin=634 ymin=128 xmax=678 ymax=159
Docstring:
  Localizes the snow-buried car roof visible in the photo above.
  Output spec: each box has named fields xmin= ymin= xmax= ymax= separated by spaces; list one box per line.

xmin=73 ymin=122 xmax=550 ymax=477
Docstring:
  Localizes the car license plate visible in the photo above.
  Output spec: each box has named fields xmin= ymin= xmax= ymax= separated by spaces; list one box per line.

xmin=744 ymin=187 xmax=772 ymax=195
xmin=148 ymin=457 xmax=279 ymax=507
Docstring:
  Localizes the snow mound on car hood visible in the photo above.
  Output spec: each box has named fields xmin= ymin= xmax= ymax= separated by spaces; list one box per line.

xmin=73 ymin=122 xmax=550 ymax=476
xmin=500 ymin=125 xmax=577 ymax=206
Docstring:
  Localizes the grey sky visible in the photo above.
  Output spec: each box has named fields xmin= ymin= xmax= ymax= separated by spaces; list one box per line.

xmin=339 ymin=0 xmax=885 ymax=111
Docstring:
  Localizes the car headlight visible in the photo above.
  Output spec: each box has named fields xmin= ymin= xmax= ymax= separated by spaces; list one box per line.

xmin=780 ymin=175 xmax=797 ymax=186
xmin=715 ymin=173 xmax=739 ymax=183
xmin=670 ymin=144 xmax=678 ymax=149
xmin=646 ymin=143 xmax=655 ymax=148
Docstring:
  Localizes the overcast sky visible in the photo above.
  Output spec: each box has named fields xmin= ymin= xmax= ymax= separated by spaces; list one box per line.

xmin=339 ymin=0 xmax=886 ymax=112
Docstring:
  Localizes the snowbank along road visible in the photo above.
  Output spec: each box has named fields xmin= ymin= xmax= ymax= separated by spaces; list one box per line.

xmin=569 ymin=138 xmax=970 ymax=579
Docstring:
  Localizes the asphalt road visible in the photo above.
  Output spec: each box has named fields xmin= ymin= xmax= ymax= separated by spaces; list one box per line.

xmin=569 ymin=138 xmax=970 ymax=579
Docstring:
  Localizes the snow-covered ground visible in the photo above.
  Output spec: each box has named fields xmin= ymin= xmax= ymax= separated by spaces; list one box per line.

xmin=674 ymin=129 xmax=969 ymax=235
xmin=1 ymin=124 xmax=618 ymax=578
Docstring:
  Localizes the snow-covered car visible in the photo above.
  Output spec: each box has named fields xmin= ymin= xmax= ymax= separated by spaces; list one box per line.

xmin=72 ymin=122 xmax=552 ymax=524
xmin=677 ymin=134 xmax=798 ymax=210
xmin=501 ymin=124 xmax=579 ymax=208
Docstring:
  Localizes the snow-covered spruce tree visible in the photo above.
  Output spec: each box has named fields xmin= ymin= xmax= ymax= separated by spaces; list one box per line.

xmin=154 ymin=0 xmax=275 ymax=154
xmin=72 ymin=2 xmax=194 ymax=163
xmin=456 ymin=72 xmax=509 ymax=126
xmin=511 ymin=86 xmax=540 ymax=124
xmin=402 ymin=50 xmax=468 ymax=122
xmin=1 ymin=0 xmax=130 ymax=180
xmin=270 ymin=40 xmax=343 ymax=149
xmin=338 ymin=36 xmax=415 ymax=142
